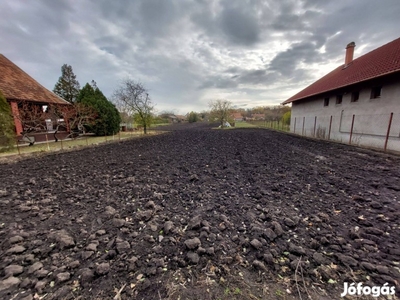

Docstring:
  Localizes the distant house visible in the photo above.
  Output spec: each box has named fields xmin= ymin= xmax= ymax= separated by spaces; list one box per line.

xmin=231 ymin=112 xmax=243 ymax=121
xmin=167 ymin=114 xmax=187 ymax=123
xmin=167 ymin=115 xmax=178 ymax=123
xmin=175 ymin=115 xmax=187 ymax=122
xmin=0 ymin=54 xmax=69 ymax=139
xmin=282 ymin=38 xmax=400 ymax=152
xmin=166 ymin=114 xmax=185 ymax=123
xmin=251 ymin=113 xmax=265 ymax=120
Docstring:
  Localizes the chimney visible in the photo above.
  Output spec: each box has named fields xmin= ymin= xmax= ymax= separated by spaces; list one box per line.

xmin=345 ymin=42 xmax=356 ymax=66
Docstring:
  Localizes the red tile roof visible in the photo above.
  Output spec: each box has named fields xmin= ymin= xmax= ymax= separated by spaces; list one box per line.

xmin=283 ymin=37 xmax=400 ymax=104
xmin=252 ymin=113 xmax=265 ymax=118
xmin=0 ymin=54 xmax=69 ymax=105
xmin=231 ymin=112 xmax=243 ymax=119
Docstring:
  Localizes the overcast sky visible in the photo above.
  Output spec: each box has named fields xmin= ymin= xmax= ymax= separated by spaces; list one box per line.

xmin=1 ymin=0 xmax=399 ymax=114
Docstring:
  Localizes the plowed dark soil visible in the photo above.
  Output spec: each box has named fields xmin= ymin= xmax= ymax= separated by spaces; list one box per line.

xmin=1 ymin=123 xmax=399 ymax=300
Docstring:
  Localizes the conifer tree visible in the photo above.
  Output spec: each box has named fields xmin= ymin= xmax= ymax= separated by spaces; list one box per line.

xmin=53 ymin=64 xmax=80 ymax=103
xmin=77 ymin=83 xmax=121 ymax=136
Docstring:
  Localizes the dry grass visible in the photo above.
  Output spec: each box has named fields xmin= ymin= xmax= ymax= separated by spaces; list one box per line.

xmin=0 ymin=131 xmax=164 ymax=160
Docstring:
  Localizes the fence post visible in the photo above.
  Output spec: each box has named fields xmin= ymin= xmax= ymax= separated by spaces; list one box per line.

xmin=294 ymin=117 xmax=296 ymax=134
xmin=16 ymin=139 xmax=21 ymax=155
xmin=45 ymin=133 xmax=50 ymax=151
xmin=314 ymin=116 xmax=317 ymax=137
xmin=328 ymin=116 xmax=332 ymax=140
xmin=302 ymin=117 xmax=305 ymax=136
xmin=384 ymin=112 xmax=394 ymax=151
xmin=349 ymin=114 xmax=355 ymax=145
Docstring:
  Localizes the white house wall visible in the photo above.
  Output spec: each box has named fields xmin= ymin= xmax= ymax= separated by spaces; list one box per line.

xmin=290 ymin=79 xmax=400 ymax=152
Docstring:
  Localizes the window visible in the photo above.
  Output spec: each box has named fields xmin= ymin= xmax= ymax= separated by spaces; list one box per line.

xmin=336 ymin=95 xmax=343 ymax=104
xmin=371 ymin=86 xmax=382 ymax=99
xmin=324 ymin=97 xmax=329 ymax=106
xmin=351 ymin=91 xmax=359 ymax=102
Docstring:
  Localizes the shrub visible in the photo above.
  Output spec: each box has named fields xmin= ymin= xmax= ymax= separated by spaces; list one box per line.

xmin=0 ymin=90 xmax=15 ymax=148
xmin=282 ymin=111 xmax=291 ymax=125
xmin=77 ymin=83 xmax=121 ymax=136
xmin=188 ymin=111 xmax=198 ymax=123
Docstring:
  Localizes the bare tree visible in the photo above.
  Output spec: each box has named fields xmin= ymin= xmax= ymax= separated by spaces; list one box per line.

xmin=16 ymin=102 xmax=49 ymax=133
xmin=54 ymin=103 xmax=97 ymax=140
xmin=113 ymin=79 xmax=154 ymax=134
xmin=209 ymin=99 xmax=233 ymax=128
xmin=10 ymin=102 xmax=55 ymax=145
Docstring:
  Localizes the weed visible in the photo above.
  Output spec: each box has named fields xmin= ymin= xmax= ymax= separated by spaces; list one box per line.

xmin=275 ymin=289 xmax=285 ymax=297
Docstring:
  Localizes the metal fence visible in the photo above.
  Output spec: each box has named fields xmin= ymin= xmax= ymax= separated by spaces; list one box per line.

xmin=291 ymin=112 xmax=400 ymax=152
xmin=246 ymin=120 xmax=290 ymax=132
xmin=0 ymin=130 xmax=151 ymax=156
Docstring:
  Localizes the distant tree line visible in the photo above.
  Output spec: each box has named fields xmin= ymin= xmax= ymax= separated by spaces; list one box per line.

xmin=148 ymin=102 xmax=291 ymax=128
xmin=232 ymin=105 xmax=291 ymax=121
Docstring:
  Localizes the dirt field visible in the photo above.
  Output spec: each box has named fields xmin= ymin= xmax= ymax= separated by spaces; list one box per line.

xmin=0 ymin=123 xmax=399 ymax=300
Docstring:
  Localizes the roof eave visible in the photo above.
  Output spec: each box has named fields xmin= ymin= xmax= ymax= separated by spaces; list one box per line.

xmin=282 ymin=68 xmax=400 ymax=105
xmin=6 ymin=97 xmax=71 ymax=105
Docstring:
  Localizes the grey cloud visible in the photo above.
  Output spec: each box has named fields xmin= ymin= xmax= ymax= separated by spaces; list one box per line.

xmin=268 ymin=42 xmax=321 ymax=77
xmin=287 ymin=69 xmax=313 ymax=83
xmin=236 ymin=69 xmax=276 ymax=85
xmin=193 ymin=47 xmax=216 ymax=63
xmin=138 ymin=0 xmax=179 ymax=37
xmin=270 ymin=1 xmax=307 ymax=33
xmin=199 ymin=76 xmax=238 ymax=90
xmin=209 ymin=67 xmax=279 ymax=87
xmin=224 ymin=67 xmax=241 ymax=74
xmin=219 ymin=7 xmax=260 ymax=45
xmin=91 ymin=0 xmax=137 ymax=22
xmin=301 ymin=0 xmax=324 ymax=9
xmin=93 ymin=36 xmax=130 ymax=56
xmin=190 ymin=0 xmax=272 ymax=47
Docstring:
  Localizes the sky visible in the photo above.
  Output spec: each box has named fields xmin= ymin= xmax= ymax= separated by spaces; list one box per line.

xmin=1 ymin=0 xmax=399 ymax=114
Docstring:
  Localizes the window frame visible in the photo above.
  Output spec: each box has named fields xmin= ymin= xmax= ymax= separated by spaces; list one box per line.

xmin=370 ymin=86 xmax=382 ymax=99
xmin=351 ymin=91 xmax=359 ymax=102
xmin=336 ymin=95 xmax=343 ymax=105
xmin=324 ymin=97 xmax=330 ymax=107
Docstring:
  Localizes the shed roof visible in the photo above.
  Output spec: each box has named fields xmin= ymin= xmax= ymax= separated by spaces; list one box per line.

xmin=231 ymin=112 xmax=243 ymax=119
xmin=0 ymin=54 xmax=69 ymax=105
xmin=283 ymin=37 xmax=400 ymax=104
